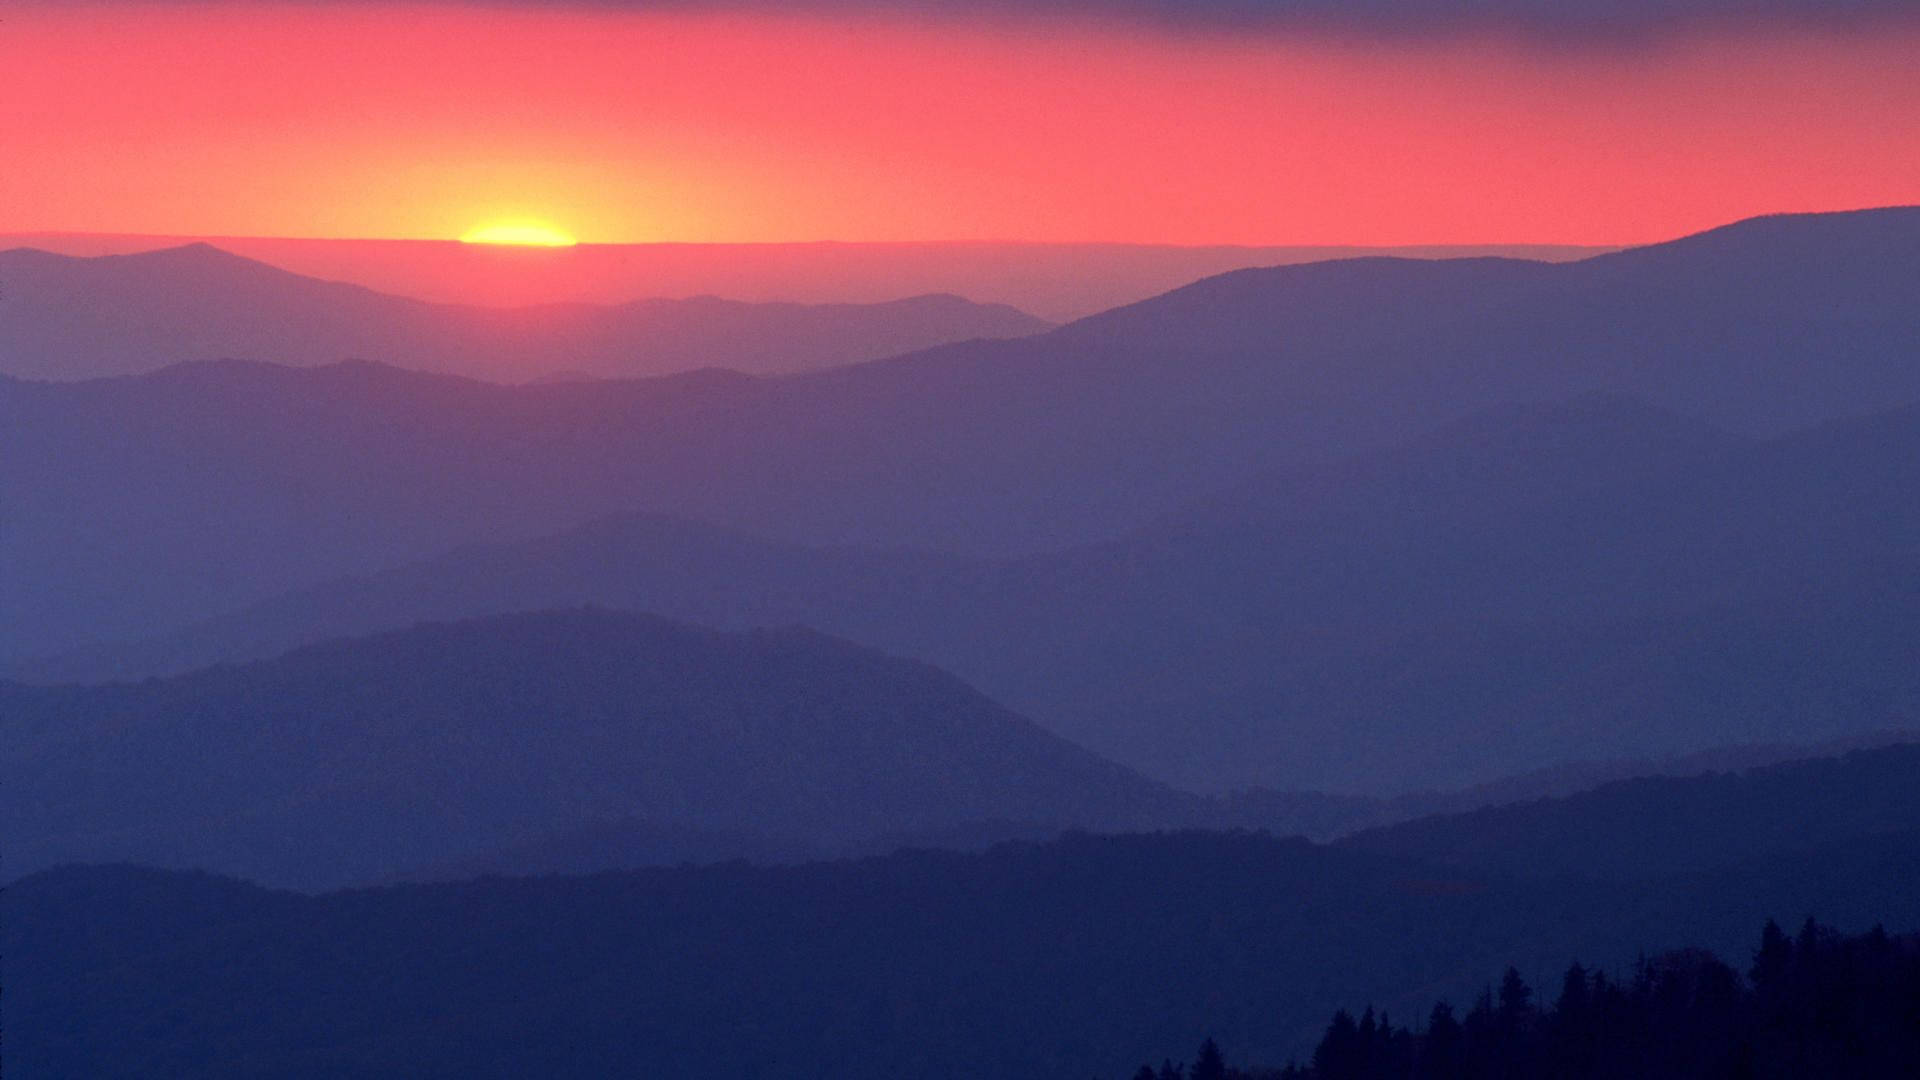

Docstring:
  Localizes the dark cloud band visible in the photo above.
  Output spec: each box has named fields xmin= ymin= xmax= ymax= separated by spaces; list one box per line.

xmin=73 ymin=0 xmax=1920 ymax=44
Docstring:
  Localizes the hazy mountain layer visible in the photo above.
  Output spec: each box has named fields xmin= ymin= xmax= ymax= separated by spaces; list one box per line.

xmin=0 ymin=232 xmax=1609 ymax=321
xmin=0 ymin=242 xmax=1051 ymax=381
xmin=1342 ymin=743 xmax=1920 ymax=879
xmin=7 ymin=207 xmax=1918 ymax=668
xmin=0 ymin=609 xmax=1196 ymax=889
xmin=35 ymin=392 xmax=1920 ymax=792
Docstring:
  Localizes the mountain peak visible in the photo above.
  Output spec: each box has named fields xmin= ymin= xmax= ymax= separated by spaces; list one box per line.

xmin=1597 ymin=204 xmax=1920 ymax=270
xmin=109 ymin=240 xmax=290 ymax=274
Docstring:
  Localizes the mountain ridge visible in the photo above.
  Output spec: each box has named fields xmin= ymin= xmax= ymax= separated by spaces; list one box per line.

xmin=0 ymin=608 xmax=1199 ymax=889
xmin=11 ymin=208 xmax=1920 ymax=787
xmin=11 ymin=820 xmax=1920 ymax=1078
xmin=19 ymin=390 xmax=1920 ymax=792
xmin=0 ymin=243 xmax=1053 ymax=382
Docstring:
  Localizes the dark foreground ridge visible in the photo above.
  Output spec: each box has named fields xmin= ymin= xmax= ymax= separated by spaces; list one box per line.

xmin=9 ymin=827 xmax=1920 ymax=1079
xmin=1129 ymin=920 xmax=1920 ymax=1079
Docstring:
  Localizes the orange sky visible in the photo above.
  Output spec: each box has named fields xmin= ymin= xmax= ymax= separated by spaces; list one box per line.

xmin=5 ymin=3 xmax=1918 ymax=246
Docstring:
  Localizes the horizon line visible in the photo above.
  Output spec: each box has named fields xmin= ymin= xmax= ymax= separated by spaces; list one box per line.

xmin=0 ymin=228 xmax=1630 ymax=252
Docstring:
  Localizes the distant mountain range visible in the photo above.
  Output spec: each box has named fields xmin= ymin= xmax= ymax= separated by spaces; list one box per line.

xmin=13 ymin=742 xmax=1920 ymax=1078
xmin=0 ymin=242 xmax=1051 ymax=381
xmin=0 ymin=609 xmax=1195 ymax=889
xmin=0 ymin=232 xmax=1611 ymax=321
xmin=1220 ymin=730 xmax=1920 ymax=841
xmin=8 ymin=207 xmax=1920 ymax=791
xmin=29 ymin=389 xmax=1920 ymax=792
xmin=11 ymin=585 xmax=1908 ymax=887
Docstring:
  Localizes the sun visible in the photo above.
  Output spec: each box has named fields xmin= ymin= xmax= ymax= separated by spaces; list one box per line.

xmin=459 ymin=221 xmax=578 ymax=247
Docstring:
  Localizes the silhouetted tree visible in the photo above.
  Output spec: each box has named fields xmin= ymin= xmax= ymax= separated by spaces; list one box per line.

xmin=1496 ymin=967 xmax=1533 ymax=1026
xmin=1422 ymin=1001 xmax=1465 ymax=1080
xmin=1313 ymin=1009 xmax=1362 ymax=1080
xmin=1549 ymin=962 xmax=1598 ymax=1078
xmin=1191 ymin=1038 xmax=1227 ymax=1080
xmin=1750 ymin=919 xmax=1793 ymax=992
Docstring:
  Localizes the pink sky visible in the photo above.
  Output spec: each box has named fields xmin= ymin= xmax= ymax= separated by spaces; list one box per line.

xmin=5 ymin=3 xmax=1918 ymax=246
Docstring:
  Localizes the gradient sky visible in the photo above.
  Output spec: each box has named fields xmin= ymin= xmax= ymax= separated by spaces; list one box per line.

xmin=5 ymin=1 xmax=1918 ymax=245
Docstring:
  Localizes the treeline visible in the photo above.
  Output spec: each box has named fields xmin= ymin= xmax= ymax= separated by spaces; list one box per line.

xmin=1129 ymin=919 xmax=1920 ymax=1079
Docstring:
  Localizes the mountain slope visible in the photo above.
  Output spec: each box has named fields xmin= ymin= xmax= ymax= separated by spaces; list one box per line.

xmin=0 ymin=609 xmax=1196 ymax=889
xmin=996 ymin=397 xmax=1920 ymax=789
xmin=0 ymin=243 xmax=1051 ymax=381
xmin=13 ymin=511 xmax=984 ymax=685
xmin=38 ymin=393 xmax=1920 ymax=792
xmin=10 ymin=825 xmax=1920 ymax=1079
xmin=1343 ymin=743 xmax=1920 ymax=879
xmin=8 ymin=207 xmax=1920 ymax=703
xmin=1051 ymin=206 xmax=1920 ymax=437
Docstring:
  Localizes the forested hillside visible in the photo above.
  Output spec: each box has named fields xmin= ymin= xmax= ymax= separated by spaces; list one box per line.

xmin=11 ymin=828 xmax=1920 ymax=1078
xmin=1127 ymin=920 xmax=1920 ymax=1079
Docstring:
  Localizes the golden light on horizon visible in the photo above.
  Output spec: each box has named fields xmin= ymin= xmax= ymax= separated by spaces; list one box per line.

xmin=459 ymin=221 xmax=578 ymax=247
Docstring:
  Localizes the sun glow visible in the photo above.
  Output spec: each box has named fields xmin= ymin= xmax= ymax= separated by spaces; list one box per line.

xmin=459 ymin=221 xmax=578 ymax=247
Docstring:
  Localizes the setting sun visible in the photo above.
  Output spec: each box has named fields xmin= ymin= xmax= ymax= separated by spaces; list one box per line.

xmin=459 ymin=221 xmax=577 ymax=247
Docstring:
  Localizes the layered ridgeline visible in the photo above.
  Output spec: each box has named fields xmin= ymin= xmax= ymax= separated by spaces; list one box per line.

xmin=0 ymin=233 xmax=1607 ymax=321
xmin=35 ymin=392 xmax=1920 ymax=792
xmin=0 ymin=242 xmax=1051 ymax=381
xmin=0 ymin=609 xmax=1197 ymax=889
xmin=7 ymin=207 xmax=1920 ymax=660
xmin=1340 ymin=743 xmax=1920 ymax=880
xmin=12 ymin=744 xmax=1920 ymax=1079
